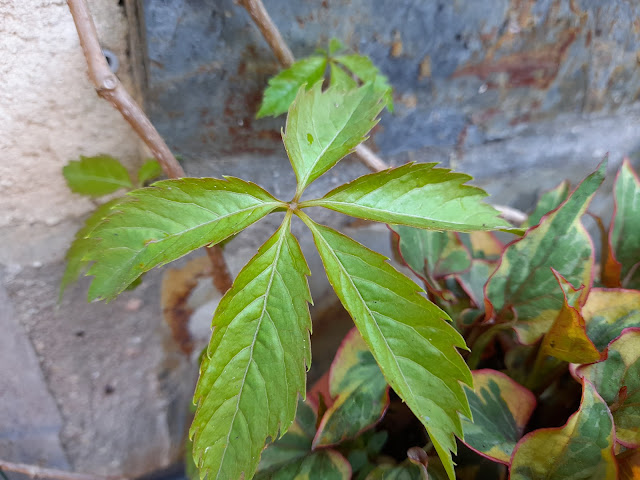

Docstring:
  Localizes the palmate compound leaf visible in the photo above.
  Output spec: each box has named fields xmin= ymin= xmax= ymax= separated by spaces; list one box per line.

xmin=284 ymin=82 xmax=386 ymax=194
xmin=298 ymin=212 xmax=472 ymax=480
xmin=485 ymin=161 xmax=606 ymax=344
xmin=509 ymin=380 xmax=617 ymax=480
xmin=63 ymin=154 xmax=133 ymax=196
xmin=82 ymin=177 xmax=284 ymax=301
xmin=313 ymin=328 xmax=389 ymax=448
xmin=302 ymin=163 xmax=518 ymax=234
xmin=191 ymin=214 xmax=312 ymax=480
xmin=610 ymin=159 xmax=640 ymax=288
xmin=460 ymin=369 xmax=536 ymax=464
xmin=257 ymin=55 xmax=328 ymax=118
xmin=575 ymin=328 xmax=640 ymax=448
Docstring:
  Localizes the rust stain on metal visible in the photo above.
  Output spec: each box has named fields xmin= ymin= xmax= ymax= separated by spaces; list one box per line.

xmin=390 ymin=31 xmax=403 ymax=58
xmin=419 ymin=55 xmax=431 ymax=80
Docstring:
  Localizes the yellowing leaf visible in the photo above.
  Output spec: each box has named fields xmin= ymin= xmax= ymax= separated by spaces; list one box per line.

xmin=305 ymin=163 xmax=515 ymax=233
xmin=510 ymin=380 xmax=617 ymax=480
xmin=460 ymin=369 xmax=536 ymax=464
xmin=63 ymin=155 xmax=132 ymax=196
xmin=191 ymin=215 xmax=312 ymax=480
xmin=485 ymin=161 xmax=605 ymax=344
xmin=82 ymin=177 xmax=284 ymax=300
xmin=582 ymin=288 xmax=640 ymax=350
xmin=300 ymin=213 xmax=471 ymax=480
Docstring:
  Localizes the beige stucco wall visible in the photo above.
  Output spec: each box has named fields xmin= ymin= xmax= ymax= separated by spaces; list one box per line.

xmin=0 ymin=0 xmax=141 ymax=235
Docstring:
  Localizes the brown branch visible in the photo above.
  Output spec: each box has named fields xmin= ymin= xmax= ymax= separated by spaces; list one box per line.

xmin=237 ymin=0 xmax=390 ymax=173
xmin=0 ymin=460 xmax=126 ymax=480
xmin=66 ymin=0 xmax=185 ymax=179
xmin=206 ymin=245 xmax=233 ymax=294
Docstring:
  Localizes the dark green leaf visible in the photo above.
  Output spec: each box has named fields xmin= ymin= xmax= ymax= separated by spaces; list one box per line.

xmin=63 ymin=155 xmax=132 ymax=196
xmin=191 ymin=215 xmax=312 ymax=480
xmin=257 ymin=56 xmax=327 ymax=118
xmin=83 ymin=177 xmax=284 ymax=300
xmin=300 ymin=213 xmax=472 ymax=480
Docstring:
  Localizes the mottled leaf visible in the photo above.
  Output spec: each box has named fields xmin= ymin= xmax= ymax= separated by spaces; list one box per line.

xmin=137 ymin=158 xmax=163 ymax=186
xmin=191 ymin=215 xmax=312 ymax=480
xmin=523 ymin=180 xmax=570 ymax=228
xmin=460 ymin=369 xmax=536 ymax=464
xmin=485 ymin=161 xmax=606 ymax=344
xmin=82 ymin=177 xmax=283 ymax=300
xmin=510 ymin=380 xmax=617 ymax=480
xmin=284 ymin=82 xmax=385 ymax=193
xmin=610 ymin=159 xmax=640 ymax=288
xmin=63 ymin=155 xmax=132 ymax=196
xmin=540 ymin=270 xmax=601 ymax=364
xmin=257 ymin=56 xmax=327 ymax=118
xmin=617 ymin=448 xmax=640 ymax=480
xmin=582 ymin=288 xmax=640 ymax=350
xmin=333 ymin=54 xmax=394 ymax=111
xmin=301 ymin=214 xmax=472 ymax=480
xmin=313 ymin=328 xmax=389 ymax=448
xmin=391 ymin=225 xmax=471 ymax=295
xmin=576 ymin=328 xmax=640 ymax=448
xmin=305 ymin=163 xmax=516 ymax=233
xmin=456 ymin=260 xmax=496 ymax=308
xmin=460 ymin=231 xmax=503 ymax=260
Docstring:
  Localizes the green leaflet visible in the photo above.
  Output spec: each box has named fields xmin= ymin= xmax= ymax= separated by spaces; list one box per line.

xmin=82 ymin=177 xmax=284 ymax=301
xmin=63 ymin=155 xmax=133 ymax=196
xmin=582 ymin=288 xmax=640 ymax=350
xmin=333 ymin=54 xmax=394 ymax=111
xmin=303 ymin=163 xmax=515 ymax=233
xmin=299 ymin=213 xmax=472 ymax=480
xmin=485 ymin=161 xmax=606 ymax=344
xmin=576 ymin=328 xmax=640 ymax=448
xmin=313 ymin=328 xmax=389 ymax=448
xmin=330 ymin=61 xmax=358 ymax=91
xmin=510 ymin=380 xmax=617 ymax=480
xmin=284 ymin=82 xmax=385 ymax=194
xmin=391 ymin=225 xmax=471 ymax=296
xmin=610 ymin=159 xmax=640 ymax=288
xmin=257 ymin=56 xmax=328 ymax=118
xmin=460 ymin=369 xmax=536 ymax=464
xmin=523 ymin=180 xmax=570 ymax=228
xmin=59 ymin=198 xmax=122 ymax=299
xmin=191 ymin=215 xmax=312 ymax=480
xmin=137 ymin=158 xmax=163 ymax=186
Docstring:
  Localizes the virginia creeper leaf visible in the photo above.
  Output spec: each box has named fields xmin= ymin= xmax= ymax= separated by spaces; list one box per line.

xmin=329 ymin=38 xmax=346 ymax=55
xmin=300 ymin=214 xmax=472 ymax=480
xmin=576 ymin=328 xmax=640 ymax=448
xmin=63 ymin=155 xmax=132 ymax=196
xmin=330 ymin=62 xmax=358 ymax=91
xmin=460 ymin=369 xmax=536 ymax=464
xmin=582 ymin=288 xmax=640 ymax=350
xmin=305 ymin=163 xmax=515 ymax=233
xmin=284 ymin=82 xmax=385 ymax=194
xmin=523 ymin=180 xmax=570 ymax=228
xmin=485 ymin=161 xmax=606 ymax=344
xmin=59 ymin=198 xmax=122 ymax=299
xmin=510 ymin=380 xmax=617 ymax=480
xmin=137 ymin=158 xmax=163 ymax=186
xmin=257 ymin=56 xmax=328 ymax=118
xmin=610 ymin=159 xmax=640 ymax=288
xmin=191 ymin=215 xmax=312 ymax=480
xmin=540 ymin=270 xmax=601 ymax=364
xmin=333 ymin=54 xmax=394 ymax=111
xmin=313 ymin=328 xmax=389 ymax=448
xmin=391 ymin=225 xmax=471 ymax=296
xmin=83 ymin=177 xmax=284 ymax=301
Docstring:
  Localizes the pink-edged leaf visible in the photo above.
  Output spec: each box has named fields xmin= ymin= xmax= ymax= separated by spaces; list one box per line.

xmin=485 ymin=161 xmax=605 ymax=344
xmin=610 ymin=159 xmax=640 ymax=289
xmin=523 ymin=180 xmax=570 ymax=228
xmin=509 ymin=380 xmax=617 ymax=480
xmin=576 ymin=328 xmax=640 ymax=448
xmin=582 ymin=288 xmax=640 ymax=350
xmin=460 ymin=369 xmax=536 ymax=464
xmin=540 ymin=270 xmax=602 ymax=364
xmin=313 ymin=328 xmax=389 ymax=448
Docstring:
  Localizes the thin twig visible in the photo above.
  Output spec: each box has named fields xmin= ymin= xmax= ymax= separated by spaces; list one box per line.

xmin=493 ymin=205 xmax=528 ymax=225
xmin=67 ymin=0 xmax=234 ymax=295
xmin=66 ymin=0 xmax=184 ymax=179
xmin=237 ymin=0 xmax=389 ymax=173
xmin=0 ymin=460 xmax=126 ymax=480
